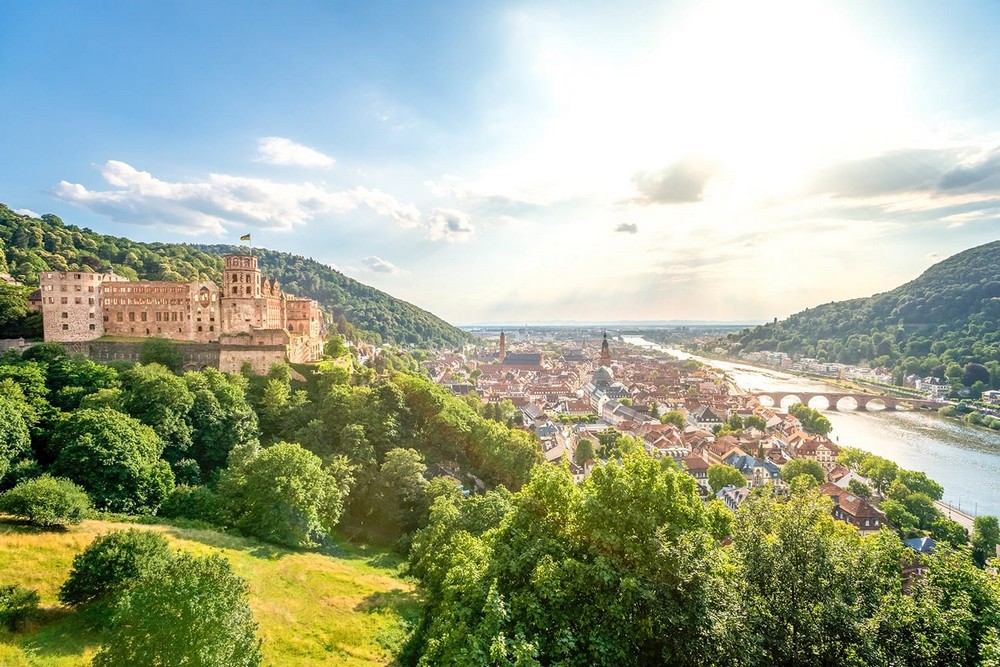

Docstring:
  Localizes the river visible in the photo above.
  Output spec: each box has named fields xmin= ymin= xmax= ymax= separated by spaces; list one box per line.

xmin=622 ymin=336 xmax=1000 ymax=518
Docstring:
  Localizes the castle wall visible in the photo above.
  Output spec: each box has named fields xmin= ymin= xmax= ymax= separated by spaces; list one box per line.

xmin=101 ymin=281 xmax=220 ymax=342
xmin=218 ymin=329 xmax=289 ymax=375
xmin=40 ymin=270 xmax=127 ymax=342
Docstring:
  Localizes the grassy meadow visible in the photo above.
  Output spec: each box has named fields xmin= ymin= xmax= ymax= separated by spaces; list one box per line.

xmin=0 ymin=518 xmax=418 ymax=666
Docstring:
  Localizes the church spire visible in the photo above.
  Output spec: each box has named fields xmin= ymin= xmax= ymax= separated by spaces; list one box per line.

xmin=499 ymin=329 xmax=507 ymax=363
xmin=600 ymin=330 xmax=611 ymax=367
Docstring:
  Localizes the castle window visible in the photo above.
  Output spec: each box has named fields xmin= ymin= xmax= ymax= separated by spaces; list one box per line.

xmin=61 ymin=297 xmax=68 ymax=304
xmin=62 ymin=324 xmax=68 ymax=330
xmin=116 ymin=313 xmax=124 ymax=322
xmin=89 ymin=313 xmax=94 ymax=319
xmin=89 ymin=324 xmax=95 ymax=331
xmin=209 ymin=326 xmax=214 ymax=332
xmin=246 ymin=286 xmax=252 ymax=295
xmin=61 ymin=285 xmax=67 ymax=292
xmin=198 ymin=326 xmax=203 ymax=332
xmin=75 ymin=297 xmax=82 ymax=304
xmin=61 ymin=312 xmax=68 ymax=318
xmin=141 ymin=312 xmax=147 ymax=322
xmin=232 ymin=287 xmax=238 ymax=295
xmin=129 ymin=312 xmax=135 ymax=322
xmin=75 ymin=285 xmax=81 ymax=292
xmin=89 ymin=298 xmax=94 ymax=305
xmin=75 ymin=274 xmax=80 ymax=279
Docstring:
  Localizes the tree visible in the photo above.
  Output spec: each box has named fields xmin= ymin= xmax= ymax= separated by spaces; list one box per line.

xmin=972 ymin=515 xmax=1000 ymax=567
xmin=708 ymin=463 xmax=746 ymax=493
xmin=0 ymin=475 xmax=91 ymax=527
xmin=575 ymin=438 xmax=596 ymax=465
xmin=780 ymin=459 xmax=826 ymax=486
xmin=788 ymin=403 xmax=833 ymax=436
xmin=660 ymin=410 xmax=687 ymax=428
xmin=50 ymin=408 xmax=173 ymax=513
xmin=745 ymin=415 xmax=767 ymax=431
xmin=222 ymin=442 xmax=353 ymax=547
xmin=92 ymin=553 xmax=262 ymax=667
xmin=138 ymin=338 xmax=183 ymax=372
xmin=120 ymin=363 xmax=195 ymax=463
xmin=0 ymin=396 xmax=31 ymax=484
xmin=732 ymin=490 xmax=905 ymax=667
xmin=59 ymin=528 xmax=174 ymax=607
xmin=846 ymin=478 xmax=872 ymax=499
xmin=376 ymin=447 xmax=429 ymax=536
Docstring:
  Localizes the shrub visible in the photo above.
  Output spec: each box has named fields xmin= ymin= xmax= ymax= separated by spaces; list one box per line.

xmin=158 ymin=485 xmax=223 ymax=525
xmin=0 ymin=475 xmax=91 ymax=527
xmin=59 ymin=528 xmax=174 ymax=608
xmin=0 ymin=584 xmax=40 ymax=631
xmin=92 ymin=553 xmax=262 ymax=667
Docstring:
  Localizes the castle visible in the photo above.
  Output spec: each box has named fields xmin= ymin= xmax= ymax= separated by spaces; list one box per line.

xmin=39 ymin=253 xmax=322 ymax=373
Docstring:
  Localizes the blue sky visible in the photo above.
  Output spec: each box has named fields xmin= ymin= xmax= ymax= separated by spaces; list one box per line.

xmin=3 ymin=0 xmax=999 ymax=324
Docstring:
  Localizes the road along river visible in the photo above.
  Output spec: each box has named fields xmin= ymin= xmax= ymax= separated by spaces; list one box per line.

xmin=622 ymin=337 xmax=1000 ymax=518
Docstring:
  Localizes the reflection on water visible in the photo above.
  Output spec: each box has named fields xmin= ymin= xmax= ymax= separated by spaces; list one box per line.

xmin=623 ymin=336 xmax=1000 ymax=517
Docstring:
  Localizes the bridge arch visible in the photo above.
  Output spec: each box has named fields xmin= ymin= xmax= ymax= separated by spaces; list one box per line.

xmin=807 ymin=395 xmax=831 ymax=411
xmin=863 ymin=398 xmax=888 ymax=411
xmin=833 ymin=395 xmax=859 ymax=411
xmin=779 ymin=394 xmax=803 ymax=410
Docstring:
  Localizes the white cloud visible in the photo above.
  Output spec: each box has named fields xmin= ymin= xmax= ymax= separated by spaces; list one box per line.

xmin=14 ymin=208 xmax=39 ymax=218
xmin=427 ymin=208 xmax=475 ymax=242
xmin=351 ymin=186 xmax=422 ymax=229
xmin=53 ymin=160 xmax=421 ymax=236
xmin=255 ymin=136 xmax=335 ymax=168
xmin=361 ymin=255 xmax=401 ymax=274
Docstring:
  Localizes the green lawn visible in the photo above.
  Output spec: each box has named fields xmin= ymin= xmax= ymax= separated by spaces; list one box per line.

xmin=0 ymin=519 xmax=418 ymax=666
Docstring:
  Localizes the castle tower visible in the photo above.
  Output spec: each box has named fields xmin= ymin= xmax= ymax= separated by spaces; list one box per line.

xmin=221 ymin=254 xmax=263 ymax=333
xmin=499 ymin=329 xmax=507 ymax=363
xmin=223 ymin=254 xmax=262 ymax=299
xmin=600 ymin=330 xmax=611 ymax=367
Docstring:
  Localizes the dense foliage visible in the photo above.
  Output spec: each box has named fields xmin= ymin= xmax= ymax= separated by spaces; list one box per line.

xmin=92 ymin=552 xmax=262 ymax=667
xmin=0 ymin=584 xmax=40 ymax=632
xmin=724 ymin=240 xmax=1000 ymax=386
xmin=0 ymin=475 xmax=91 ymax=527
xmin=405 ymin=456 xmax=1000 ymax=667
xmin=0 ymin=204 xmax=470 ymax=347
xmin=59 ymin=528 xmax=174 ymax=608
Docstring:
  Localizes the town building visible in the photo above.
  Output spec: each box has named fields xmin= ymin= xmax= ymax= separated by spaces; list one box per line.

xmin=39 ymin=253 xmax=322 ymax=373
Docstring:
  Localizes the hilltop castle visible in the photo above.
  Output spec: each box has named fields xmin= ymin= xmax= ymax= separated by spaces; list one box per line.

xmin=39 ymin=253 xmax=322 ymax=373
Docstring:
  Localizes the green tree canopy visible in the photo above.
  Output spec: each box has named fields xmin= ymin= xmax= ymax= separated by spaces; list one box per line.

xmin=50 ymin=408 xmax=173 ymax=513
xmin=92 ymin=553 xmax=262 ymax=667
xmin=221 ymin=441 xmax=353 ymax=547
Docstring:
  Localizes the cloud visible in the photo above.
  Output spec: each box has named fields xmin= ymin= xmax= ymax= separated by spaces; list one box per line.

xmin=53 ymin=160 xmax=421 ymax=236
xmin=614 ymin=222 xmax=638 ymax=234
xmin=14 ymin=208 xmax=39 ymax=218
xmin=361 ymin=255 xmax=400 ymax=274
xmin=351 ymin=186 xmax=422 ymax=228
xmin=427 ymin=208 xmax=475 ymax=242
xmin=812 ymin=146 xmax=1000 ymax=199
xmin=631 ymin=157 xmax=716 ymax=205
xmin=255 ymin=137 xmax=334 ymax=168
xmin=810 ymin=149 xmax=953 ymax=197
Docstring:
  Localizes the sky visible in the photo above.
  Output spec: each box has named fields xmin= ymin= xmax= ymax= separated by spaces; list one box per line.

xmin=2 ymin=0 xmax=1000 ymax=325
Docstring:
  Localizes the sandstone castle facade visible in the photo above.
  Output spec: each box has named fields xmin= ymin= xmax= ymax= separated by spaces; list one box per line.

xmin=39 ymin=253 xmax=322 ymax=373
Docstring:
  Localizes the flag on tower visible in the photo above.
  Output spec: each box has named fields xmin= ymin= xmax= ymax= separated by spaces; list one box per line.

xmin=240 ymin=233 xmax=251 ymax=241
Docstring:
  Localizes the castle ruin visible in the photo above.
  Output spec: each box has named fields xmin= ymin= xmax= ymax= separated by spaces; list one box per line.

xmin=39 ymin=253 xmax=322 ymax=373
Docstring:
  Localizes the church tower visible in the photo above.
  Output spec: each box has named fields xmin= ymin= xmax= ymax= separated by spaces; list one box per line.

xmin=600 ymin=330 xmax=611 ymax=367
xmin=499 ymin=329 xmax=507 ymax=363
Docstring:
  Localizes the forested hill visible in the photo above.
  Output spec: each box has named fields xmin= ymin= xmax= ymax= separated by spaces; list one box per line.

xmin=724 ymin=240 xmax=1000 ymax=379
xmin=0 ymin=204 xmax=471 ymax=347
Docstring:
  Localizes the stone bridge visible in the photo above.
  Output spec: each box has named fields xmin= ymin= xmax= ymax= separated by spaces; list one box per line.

xmin=752 ymin=391 xmax=943 ymax=412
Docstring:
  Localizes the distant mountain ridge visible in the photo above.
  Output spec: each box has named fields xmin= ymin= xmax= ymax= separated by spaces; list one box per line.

xmin=724 ymin=240 xmax=1000 ymax=379
xmin=0 ymin=204 xmax=471 ymax=348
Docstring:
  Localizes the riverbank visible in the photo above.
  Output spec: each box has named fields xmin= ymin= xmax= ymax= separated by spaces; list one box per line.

xmin=622 ymin=336 xmax=1000 ymax=517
